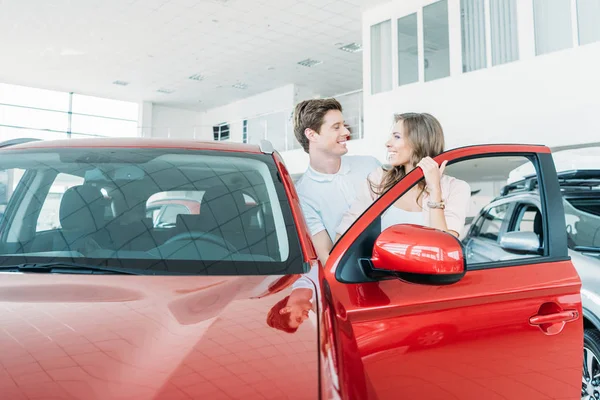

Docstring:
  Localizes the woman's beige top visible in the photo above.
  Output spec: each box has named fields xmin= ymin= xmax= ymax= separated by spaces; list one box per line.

xmin=336 ymin=167 xmax=471 ymax=236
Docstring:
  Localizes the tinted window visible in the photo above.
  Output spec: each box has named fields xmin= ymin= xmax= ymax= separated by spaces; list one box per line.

xmin=0 ymin=148 xmax=303 ymax=275
xmin=477 ymin=204 xmax=509 ymax=241
xmin=565 ymin=197 xmax=600 ymax=248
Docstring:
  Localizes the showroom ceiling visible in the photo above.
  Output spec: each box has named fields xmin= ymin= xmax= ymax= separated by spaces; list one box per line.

xmin=0 ymin=0 xmax=388 ymax=110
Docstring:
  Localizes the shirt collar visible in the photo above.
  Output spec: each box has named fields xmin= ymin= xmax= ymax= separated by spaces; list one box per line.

xmin=304 ymin=157 xmax=351 ymax=182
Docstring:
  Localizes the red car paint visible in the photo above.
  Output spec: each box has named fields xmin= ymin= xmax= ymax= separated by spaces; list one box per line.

xmin=0 ymin=139 xmax=583 ymax=400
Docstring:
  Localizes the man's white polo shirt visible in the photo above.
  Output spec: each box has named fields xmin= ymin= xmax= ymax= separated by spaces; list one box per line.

xmin=295 ymin=155 xmax=380 ymax=242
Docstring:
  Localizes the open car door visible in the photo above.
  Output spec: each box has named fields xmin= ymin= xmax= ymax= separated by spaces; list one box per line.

xmin=324 ymin=145 xmax=582 ymax=400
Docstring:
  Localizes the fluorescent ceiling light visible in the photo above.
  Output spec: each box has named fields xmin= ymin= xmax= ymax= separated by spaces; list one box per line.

xmin=339 ymin=43 xmax=362 ymax=53
xmin=297 ymin=58 xmax=323 ymax=67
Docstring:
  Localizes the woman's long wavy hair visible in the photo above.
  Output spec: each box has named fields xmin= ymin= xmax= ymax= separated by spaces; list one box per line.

xmin=371 ymin=113 xmax=445 ymax=204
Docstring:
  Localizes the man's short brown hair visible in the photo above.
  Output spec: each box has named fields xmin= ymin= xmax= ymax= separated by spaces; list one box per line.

xmin=293 ymin=98 xmax=343 ymax=153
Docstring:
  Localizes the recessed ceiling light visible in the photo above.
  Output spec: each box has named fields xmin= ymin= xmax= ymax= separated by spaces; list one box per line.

xmin=232 ymin=82 xmax=248 ymax=89
xmin=157 ymin=88 xmax=175 ymax=94
xmin=339 ymin=42 xmax=362 ymax=53
xmin=189 ymin=74 xmax=204 ymax=81
xmin=297 ymin=58 xmax=323 ymax=68
xmin=113 ymin=80 xmax=129 ymax=86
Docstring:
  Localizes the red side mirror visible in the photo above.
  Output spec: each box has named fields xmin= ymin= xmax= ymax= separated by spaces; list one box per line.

xmin=370 ymin=224 xmax=466 ymax=285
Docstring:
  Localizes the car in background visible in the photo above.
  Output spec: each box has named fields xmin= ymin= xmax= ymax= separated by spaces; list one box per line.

xmin=462 ymin=169 xmax=600 ymax=398
xmin=0 ymin=138 xmax=584 ymax=399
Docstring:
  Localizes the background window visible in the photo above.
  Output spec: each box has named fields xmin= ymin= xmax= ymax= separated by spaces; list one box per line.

xmin=397 ymin=13 xmax=419 ymax=86
xmin=242 ymin=119 xmax=248 ymax=143
xmin=370 ymin=20 xmax=392 ymax=94
xmin=490 ymin=0 xmax=520 ymax=65
xmin=533 ymin=0 xmax=573 ymax=55
xmin=577 ymin=0 xmax=600 ymax=46
xmin=423 ymin=0 xmax=450 ymax=81
xmin=461 ymin=0 xmax=487 ymax=73
xmin=213 ymin=123 xmax=230 ymax=141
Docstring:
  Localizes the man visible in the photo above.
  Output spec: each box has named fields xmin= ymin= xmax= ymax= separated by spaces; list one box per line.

xmin=293 ymin=98 xmax=380 ymax=265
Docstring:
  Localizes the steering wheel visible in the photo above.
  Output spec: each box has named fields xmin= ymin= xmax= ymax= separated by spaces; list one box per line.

xmin=162 ymin=231 xmax=238 ymax=253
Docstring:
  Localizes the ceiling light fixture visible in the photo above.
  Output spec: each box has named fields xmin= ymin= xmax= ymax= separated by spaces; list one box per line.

xmin=157 ymin=88 xmax=175 ymax=94
xmin=297 ymin=58 xmax=323 ymax=68
xmin=189 ymin=74 xmax=204 ymax=81
xmin=232 ymin=82 xmax=248 ymax=89
xmin=113 ymin=80 xmax=129 ymax=86
xmin=339 ymin=42 xmax=362 ymax=53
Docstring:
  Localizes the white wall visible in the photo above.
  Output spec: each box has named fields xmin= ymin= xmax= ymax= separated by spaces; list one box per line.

xmin=362 ymin=0 xmax=600 ymax=163
xmin=151 ymin=105 xmax=205 ymax=139
xmin=200 ymin=84 xmax=296 ymax=143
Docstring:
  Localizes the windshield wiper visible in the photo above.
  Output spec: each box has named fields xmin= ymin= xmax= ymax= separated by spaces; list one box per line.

xmin=0 ymin=262 xmax=145 ymax=275
xmin=574 ymin=246 xmax=600 ymax=253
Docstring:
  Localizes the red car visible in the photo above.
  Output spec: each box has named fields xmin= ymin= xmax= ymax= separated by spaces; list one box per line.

xmin=0 ymin=138 xmax=583 ymax=400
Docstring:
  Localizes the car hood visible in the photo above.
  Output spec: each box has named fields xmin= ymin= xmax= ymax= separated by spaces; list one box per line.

xmin=0 ymin=273 xmax=318 ymax=400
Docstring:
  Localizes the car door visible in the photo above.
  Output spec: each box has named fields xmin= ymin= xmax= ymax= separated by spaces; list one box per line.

xmin=325 ymin=145 xmax=582 ymax=400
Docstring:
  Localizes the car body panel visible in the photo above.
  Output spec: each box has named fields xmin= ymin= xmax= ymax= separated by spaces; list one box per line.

xmin=326 ymin=145 xmax=582 ymax=400
xmin=0 ymin=272 xmax=318 ymax=400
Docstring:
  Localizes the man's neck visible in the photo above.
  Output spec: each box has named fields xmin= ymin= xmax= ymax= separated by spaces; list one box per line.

xmin=309 ymin=151 xmax=342 ymax=175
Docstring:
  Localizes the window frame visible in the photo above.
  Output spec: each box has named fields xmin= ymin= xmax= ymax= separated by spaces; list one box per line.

xmin=333 ymin=149 xmax=568 ymax=284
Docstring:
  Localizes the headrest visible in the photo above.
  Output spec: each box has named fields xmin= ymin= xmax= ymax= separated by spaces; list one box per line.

xmin=59 ymin=185 xmax=106 ymax=231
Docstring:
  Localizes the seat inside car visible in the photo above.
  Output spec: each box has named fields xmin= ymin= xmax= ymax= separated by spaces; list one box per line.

xmin=53 ymin=185 xmax=111 ymax=253
xmin=177 ymin=185 xmax=250 ymax=252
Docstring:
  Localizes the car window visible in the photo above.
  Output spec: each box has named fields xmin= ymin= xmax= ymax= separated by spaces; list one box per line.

xmin=0 ymin=148 xmax=303 ymax=276
xmin=441 ymin=155 xmax=545 ymax=266
xmin=36 ymin=173 xmax=85 ymax=232
xmin=476 ymin=204 xmax=509 ymax=241
xmin=511 ymin=205 xmax=540 ymax=233
xmin=565 ymin=197 xmax=600 ymax=249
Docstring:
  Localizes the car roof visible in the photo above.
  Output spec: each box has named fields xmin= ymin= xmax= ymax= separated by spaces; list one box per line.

xmin=0 ymin=137 xmax=263 ymax=154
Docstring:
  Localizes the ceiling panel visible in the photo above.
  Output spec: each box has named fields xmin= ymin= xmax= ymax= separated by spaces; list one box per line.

xmin=0 ymin=0 xmax=389 ymax=110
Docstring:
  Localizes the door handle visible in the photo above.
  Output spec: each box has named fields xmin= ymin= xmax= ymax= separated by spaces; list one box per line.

xmin=529 ymin=310 xmax=578 ymax=325
xmin=529 ymin=309 xmax=579 ymax=335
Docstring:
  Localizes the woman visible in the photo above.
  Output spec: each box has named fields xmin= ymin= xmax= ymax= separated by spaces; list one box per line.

xmin=336 ymin=112 xmax=470 ymax=239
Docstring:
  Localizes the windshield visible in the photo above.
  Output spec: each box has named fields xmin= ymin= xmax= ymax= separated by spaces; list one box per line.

xmin=0 ymin=147 xmax=303 ymax=275
xmin=564 ymin=196 xmax=600 ymax=250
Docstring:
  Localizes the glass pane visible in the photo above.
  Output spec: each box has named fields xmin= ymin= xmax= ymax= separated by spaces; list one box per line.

xmin=0 ymin=83 xmax=70 ymax=111
xmin=461 ymin=0 xmax=487 ymax=72
xmin=370 ymin=20 xmax=393 ymax=94
xmin=71 ymin=114 xmax=138 ymax=138
xmin=71 ymin=94 xmax=139 ymax=120
xmin=490 ymin=0 xmax=520 ymax=65
xmin=36 ymin=173 xmax=85 ymax=232
xmin=423 ymin=0 xmax=450 ymax=81
xmin=577 ymin=0 xmax=600 ymax=46
xmin=533 ymin=0 xmax=573 ymax=55
xmin=0 ymin=104 xmax=69 ymax=132
xmin=0 ymin=149 xmax=303 ymax=275
xmin=397 ymin=13 xmax=419 ymax=86
xmin=0 ymin=168 xmax=25 ymax=217
xmin=442 ymin=155 xmax=545 ymax=265
xmin=337 ymin=92 xmax=363 ymax=140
